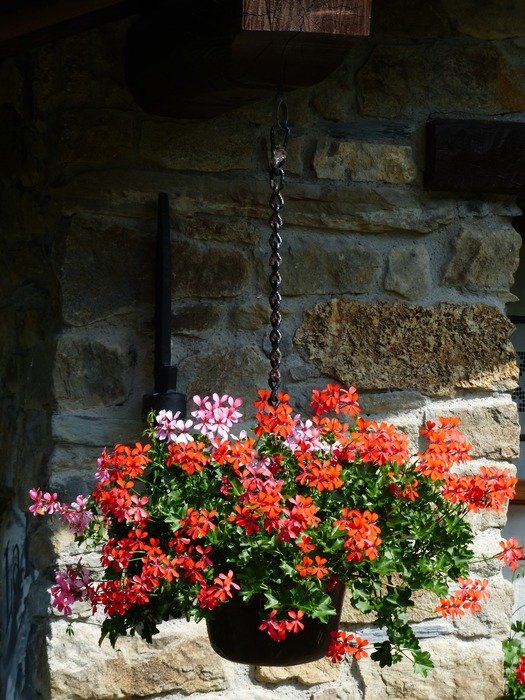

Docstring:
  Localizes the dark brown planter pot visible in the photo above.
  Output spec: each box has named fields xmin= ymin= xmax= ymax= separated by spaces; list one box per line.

xmin=206 ymin=583 xmax=345 ymax=666
xmin=125 ymin=0 xmax=372 ymax=119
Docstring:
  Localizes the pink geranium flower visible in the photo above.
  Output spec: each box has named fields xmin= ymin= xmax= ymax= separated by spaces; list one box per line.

xmin=29 ymin=489 xmax=61 ymax=516
xmin=58 ymin=495 xmax=93 ymax=534
xmin=191 ymin=394 xmax=242 ymax=440
xmin=51 ymin=562 xmax=92 ymax=616
xmin=155 ymin=410 xmax=194 ymax=444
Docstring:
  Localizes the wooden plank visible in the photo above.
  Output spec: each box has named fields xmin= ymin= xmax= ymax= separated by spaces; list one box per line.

xmin=425 ymin=117 xmax=525 ymax=194
xmin=0 ymin=0 xmax=138 ymax=57
xmin=242 ymin=0 xmax=372 ymax=35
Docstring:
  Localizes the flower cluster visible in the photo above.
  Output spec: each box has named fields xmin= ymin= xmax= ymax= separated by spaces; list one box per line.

xmin=502 ymin=621 xmax=525 ymax=699
xmin=29 ymin=384 xmax=518 ymax=675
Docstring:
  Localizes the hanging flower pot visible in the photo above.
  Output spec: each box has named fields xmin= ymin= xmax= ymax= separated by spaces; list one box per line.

xmin=27 ymin=384 xmax=518 ymax=673
xmin=125 ymin=0 xmax=373 ymax=118
xmin=206 ymin=582 xmax=345 ymax=666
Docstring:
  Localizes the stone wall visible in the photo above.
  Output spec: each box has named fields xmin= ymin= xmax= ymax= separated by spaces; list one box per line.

xmin=1 ymin=0 xmax=524 ymax=697
xmin=0 ymin=58 xmax=61 ymax=698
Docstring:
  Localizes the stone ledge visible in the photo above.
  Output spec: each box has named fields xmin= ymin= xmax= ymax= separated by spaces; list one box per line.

xmin=255 ymin=657 xmax=341 ymax=686
xmin=48 ymin=621 xmax=228 ymax=699
xmin=358 ymin=637 xmax=503 ymax=699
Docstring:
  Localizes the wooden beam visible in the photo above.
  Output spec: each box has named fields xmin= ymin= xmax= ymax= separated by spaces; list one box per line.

xmin=243 ymin=0 xmax=371 ymax=35
xmin=425 ymin=117 xmax=525 ymax=195
xmin=0 ymin=0 xmax=139 ymax=58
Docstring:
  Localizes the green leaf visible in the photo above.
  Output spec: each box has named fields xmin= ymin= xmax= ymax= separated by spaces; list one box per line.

xmin=370 ymin=641 xmax=393 ymax=668
xmin=412 ymin=650 xmax=434 ymax=677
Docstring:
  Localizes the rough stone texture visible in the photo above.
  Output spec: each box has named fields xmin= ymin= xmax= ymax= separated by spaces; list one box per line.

xmin=358 ymin=391 xmax=426 ymax=414
xmin=425 ymin=399 xmax=520 ymax=460
xmin=140 ymin=117 xmax=260 ymax=172
xmin=453 ymin=575 xmax=513 ymax=639
xmin=5 ymin=7 xmax=522 ymax=700
xmin=58 ymin=109 xmax=134 ymax=164
xmin=443 ymin=0 xmax=525 ymax=39
xmin=60 ymin=215 xmax=153 ymax=326
xmin=53 ymin=333 xmax=135 ymax=408
xmin=465 ymin=503 xmax=510 ymax=532
xmin=259 ymin=233 xmax=382 ymax=296
xmin=178 ymin=346 xmax=269 ymax=414
xmin=52 ymin=415 xmax=143 ymax=447
xmin=57 ymin=168 xmax=520 ymax=235
xmin=294 ymin=300 xmax=518 ymax=396
xmin=313 ymin=139 xmax=417 ymax=184
xmin=443 ymin=220 xmax=521 ymax=296
xmin=179 ymin=216 xmax=260 ymax=244
xmin=255 ymin=658 xmax=341 ymax=686
xmin=470 ymin=529 xmax=504 ymax=577
xmin=172 ymin=303 xmax=223 ymax=338
xmin=31 ymin=26 xmax=132 ymax=113
xmin=234 ymin=301 xmax=271 ymax=330
xmin=48 ymin=621 xmax=228 ymax=699
xmin=310 ymin=685 xmax=363 ymax=700
xmin=171 ymin=241 xmax=249 ymax=299
xmin=358 ymin=42 xmax=525 ymax=118
xmin=358 ymin=637 xmax=503 ymax=699
xmin=384 ymin=245 xmax=432 ymax=300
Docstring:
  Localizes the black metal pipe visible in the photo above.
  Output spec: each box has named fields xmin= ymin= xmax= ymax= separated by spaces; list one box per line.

xmin=142 ymin=193 xmax=187 ymax=418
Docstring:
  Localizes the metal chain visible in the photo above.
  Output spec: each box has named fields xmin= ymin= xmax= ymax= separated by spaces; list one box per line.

xmin=267 ymin=93 xmax=290 ymax=408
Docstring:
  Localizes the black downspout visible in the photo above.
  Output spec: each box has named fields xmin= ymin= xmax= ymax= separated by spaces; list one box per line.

xmin=142 ymin=193 xmax=187 ymax=418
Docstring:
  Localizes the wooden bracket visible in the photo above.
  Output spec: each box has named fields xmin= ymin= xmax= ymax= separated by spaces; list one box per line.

xmin=425 ymin=117 xmax=525 ymax=195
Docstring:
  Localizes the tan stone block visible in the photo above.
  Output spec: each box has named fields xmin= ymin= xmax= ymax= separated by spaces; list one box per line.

xmin=310 ymin=679 xmax=363 ymax=700
xmin=61 ymin=214 xmax=154 ymax=326
xmin=358 ymin=637 xmax=503 ymax=699
xmin=313 ymin=138 xmax=416 ymax=184
xmin=53 ymin=332 xmax=135 ymax=409
xmin=443 ymin=220 xmax=521 ymax=297
xmin=341 ymin=594 xmax=376 ymax=625
xmin=180 ymin=216 xmax=260 ymax=244
xmin=172 ymin=240 xmax=249 ymax=299
xmin=255 ymin=657 xmax=341 ymax=686
xmin=257 ymin=232 xmax=381 ymax=297
xmin=408 ymin=589 xmax=442 ymax=623
xmin=385 ymin=244 xmax=431 ymax=301
xmin=48 ymin=621 xmax=228 ymax=699
xmin=465 ymin=504 xmax=509 ymax=532
xmin=294 ymin=300 xmax=518 ymax=397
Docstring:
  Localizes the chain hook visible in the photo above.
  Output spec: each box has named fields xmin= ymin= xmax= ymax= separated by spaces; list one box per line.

xmin=267 ymin=90 xmax=290 ymax=408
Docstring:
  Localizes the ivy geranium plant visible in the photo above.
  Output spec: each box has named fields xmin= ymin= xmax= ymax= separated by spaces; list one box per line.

xmin=29 ymin=384 xmax=518 ymax=675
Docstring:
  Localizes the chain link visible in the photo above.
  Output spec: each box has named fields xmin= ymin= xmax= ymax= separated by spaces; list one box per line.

xmin=267 ymin=93 xmax=290 ymax=408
